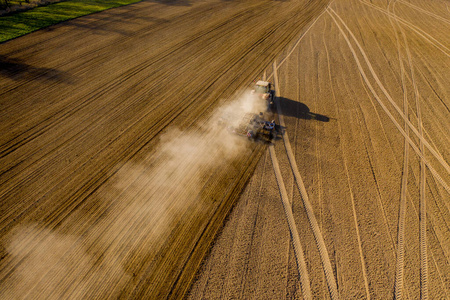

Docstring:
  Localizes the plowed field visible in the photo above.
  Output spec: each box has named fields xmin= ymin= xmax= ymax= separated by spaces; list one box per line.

xmin=189 ymin=0 xmax=450 ymax=299
xmin=1 ymin=0 xmax=449 ymax=299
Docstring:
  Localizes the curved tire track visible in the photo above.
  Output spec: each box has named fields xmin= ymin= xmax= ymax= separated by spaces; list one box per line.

xmin=397 ymin=0 xmax=450 ymax=25
xmin=327 ymin=7 xmax=450 ymax=195
xmin=359 ymin=0 xmax=450 ymax=57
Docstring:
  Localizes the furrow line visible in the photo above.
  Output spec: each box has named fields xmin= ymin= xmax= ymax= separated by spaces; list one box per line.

xmin=415 ymin=67 xmax=450 ymax=114
xmin=0 ymin=57 xmax=236 ymax=245
xmin=5 ymin=20 xmax=259 ymax=257
xmin=0 ymin=0 xmax=266 ymax=96
xmin=276 ymin=7 xmax=329 ymax=72
xmin=0 ymin=4 xmax=268 ymax=158
xmin=0 ymin=7 xmax=292 ymax=230
xmin=239 ymin=150 xmax=267 ymax=297
xmin=0 ymin=72 xmax=208 ymax=231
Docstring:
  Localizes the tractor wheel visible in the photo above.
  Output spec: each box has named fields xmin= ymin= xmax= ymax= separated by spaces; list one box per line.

xmin=270 ymin=130 xmax=276 ymax=140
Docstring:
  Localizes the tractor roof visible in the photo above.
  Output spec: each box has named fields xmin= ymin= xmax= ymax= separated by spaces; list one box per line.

xmin=255 ymin=80 xmax=270 ymax=87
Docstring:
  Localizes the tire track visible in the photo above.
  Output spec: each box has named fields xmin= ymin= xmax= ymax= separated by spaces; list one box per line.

xmin=329 ymin=2 xmax=446 ymax=297
xmin=279 ymin=3 xmax=449 ymax=181
xmin=387 ymin=0 xmax=409 ymax=297
xmin=402 ymin=167 xmax=450 ymax=299
xmin=266 ymin=67 xmax=298 ymax=294
xmin=309 ymin=30 xmax=337 ymax=295
xmin=419 ymin=163 xmax=429 ymax=300
xmin=327 ymin=7 xmax=450 ymax=195
xmin=329 ymin=5 xmax=449 ymax=172
xmin=268 ymin=145 xmax=312 ymax=300
xmin=312 ymin=35 xmax=329 ymax=295
xmin=332 ymin=4 xmax=442 ymax=297
xmin=91 ymin=22 xmax=340 ymax=292
xmin=397 ymin=1 xmax=430 ymax=295
xmin=404 ymin=168 xmax=450 ymax=299
xmin=273 ymin=61 xmax=340 ymax=300
xmin=265 ymin=66 xmax=311 ymax=299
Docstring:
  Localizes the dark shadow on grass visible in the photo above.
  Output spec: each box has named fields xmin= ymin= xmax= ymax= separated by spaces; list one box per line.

xmin=277 ymin=97 xmax=331 ymax=122
xmin=0 ymin=0 xmax=63 ymax=17
xmin=151 ymin=0 xmax=192 ymax=6
xmin=65 ymin=9 xmax=169 ymax=36
xmin=0 ymin=55 xmax=75 ymax=83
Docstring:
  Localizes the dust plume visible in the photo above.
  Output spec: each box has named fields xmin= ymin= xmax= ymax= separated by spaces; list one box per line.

xmin=1 ymin=224 xmax=130 ymax=299
xmin=1 ymin=90 xmax=266 ymax=298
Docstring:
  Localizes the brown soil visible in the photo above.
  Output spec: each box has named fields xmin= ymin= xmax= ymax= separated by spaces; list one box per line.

xmin=1 ymin=0 xmax=448 ymax=299
xmin=189 ymin=0 xmax=450 ymax=299
xmin=0 ymin=0 xmax=330 ymax=298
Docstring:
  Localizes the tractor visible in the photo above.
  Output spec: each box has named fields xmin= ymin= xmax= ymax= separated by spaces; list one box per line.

xmin=251 ymin=80 xmax=275 ymax=111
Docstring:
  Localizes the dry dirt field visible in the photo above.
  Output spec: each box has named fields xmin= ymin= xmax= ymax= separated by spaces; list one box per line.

xmin=0 ymin=0 xmax=449 ymax=299
xmin=190 ymin=0 xmax=450 ymax=299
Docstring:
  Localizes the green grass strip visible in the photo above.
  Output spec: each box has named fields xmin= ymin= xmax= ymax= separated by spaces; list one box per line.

xmin=0 ymin=0 xmax=142 ymax=43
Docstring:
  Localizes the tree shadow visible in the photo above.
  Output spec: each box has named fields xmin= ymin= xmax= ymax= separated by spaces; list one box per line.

xmin=277 ymin=97 xmax=330 ymax=122
xmin=0 ymin=55 xmax=74 ymax=83
xmin=56 ymin=5 xmax=170 ymax=36
xmin=151 ymin=0 xmax=192 ymax=6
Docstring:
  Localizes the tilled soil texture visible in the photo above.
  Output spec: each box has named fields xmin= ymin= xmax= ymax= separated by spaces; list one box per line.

xmin=190 ymin=0 xmax=450 ymax=299
xmin=0 ymin=0 xmax=331 ymax=298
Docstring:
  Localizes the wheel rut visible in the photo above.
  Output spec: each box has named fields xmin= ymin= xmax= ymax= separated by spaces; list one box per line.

xmin=273 ymin=61 xmax=340 ymax=300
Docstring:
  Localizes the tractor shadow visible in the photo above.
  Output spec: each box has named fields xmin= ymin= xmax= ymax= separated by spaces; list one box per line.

xmin=276 ymin=97 xmax=331 ymax=122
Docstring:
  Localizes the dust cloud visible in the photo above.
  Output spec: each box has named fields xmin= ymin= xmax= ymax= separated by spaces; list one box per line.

xmin=2 ymin=91 xmax=266 ymax=298
xmin=1 ymin=224 xmax=130 ymax=299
